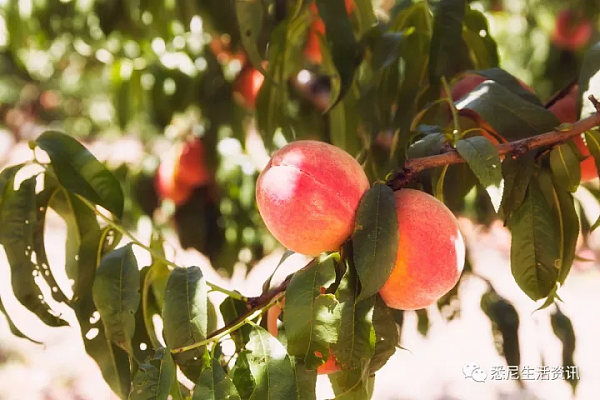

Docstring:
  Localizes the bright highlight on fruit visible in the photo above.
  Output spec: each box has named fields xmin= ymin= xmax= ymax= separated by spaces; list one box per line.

xmin=378 ymin=189 xmax=466 ymax=310
xmin=256 ymin=140 xmax=369 ymax=256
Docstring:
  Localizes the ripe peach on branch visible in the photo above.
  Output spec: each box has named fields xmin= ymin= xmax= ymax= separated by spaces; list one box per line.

xmin=256 ymin=140 xmax=369 ymax=256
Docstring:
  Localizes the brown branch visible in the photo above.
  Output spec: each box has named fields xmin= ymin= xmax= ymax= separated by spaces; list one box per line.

xmin=387 ymin=95 xmax=600 ymax=190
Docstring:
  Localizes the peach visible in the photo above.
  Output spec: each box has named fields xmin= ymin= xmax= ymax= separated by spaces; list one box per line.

xmin=256 ymin=141 xmax=370 ymax=256
xmin=155 ymin=153 xmax=193 ymax=206
xmin=154 ymin=139 xmax=212 ymax=206
xmin=176 ymin=138 xmax=211 ymax=187
xmin=551 ymin=9 xmax=593 ymax=50
xmin=548 ymin=84 xmax=598 ymax=181
xmin=379 ymin=189 xmax=465 ymax=310
xmin=233 ymin=63 xmax=266 ymax=109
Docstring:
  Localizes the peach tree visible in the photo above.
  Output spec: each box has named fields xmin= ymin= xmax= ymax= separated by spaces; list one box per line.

xmin=1 ymin=0 xmax=600 ymax=399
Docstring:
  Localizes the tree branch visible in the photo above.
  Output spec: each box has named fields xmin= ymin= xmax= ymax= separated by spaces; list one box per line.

xmin=387 ymin=95 xmax=600 ymax=190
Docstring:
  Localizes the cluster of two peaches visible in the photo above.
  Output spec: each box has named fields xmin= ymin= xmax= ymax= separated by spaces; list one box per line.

xmin=256 ymin=140 xmax=466 ymax=374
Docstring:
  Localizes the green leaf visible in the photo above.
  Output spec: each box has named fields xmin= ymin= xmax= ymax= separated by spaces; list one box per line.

xmin=368 ymin=296 xmax=398 ymax=373
xmin=49 ymin=188 xmax=100 ymax=295
xmin=162 ymin=266 xmax=208 ymax=382
xmin=508 ymin=179 xmax=560 ymax=301
xmin=352 ymin=183 xmax=399 ymax=302
xmin=369 ymin=31 xmax=405 ymax=73
xmin=456 ymin=81 xmax=560 ymax=141
xmin=469 ymin=68 xmax=541 ymax=105
xmin=284 ymin=257 xmax=340 ymax=369
xmin=480 ymin=287 xmax=520 ymax=371
xmin=549 ymin=180 xmax=579 ymax=286
xmin=147 ymin=233 xmax=170 ymax=310
xmin=551 ymin=306 xmax=578 ymax=393
xmin=416 ymin=309 xmax=430 ymax=337
xmin=462 ymin=9 xmax=499 ymax=71
xmin=130 ymin=348 xmax=178 ymax=400
xmin=235 ymin=0 xmax=267 ymax=77
xmin=578 ymin=42 xmax=600 ymax=119
xmin=331 ymin=266 xmax=376 ymax=369
xmin=499 ymin=152 xmax=536 ymax=222
xmin=255 ymin=9 xmax=311 ymax=147
xmin=134 ymin=267 xmax=160 ymax=362
xmin=354 ymin=0 xmax=377 ymax=36
xmin=550 ymin=143 xmax=581 ymax=193
xmin=246 ymin=325 xmax=298 ymax=400
xmin=92 ymin=244 xmax=140 ymax=353
xmin=0 ymin=170 xmax=68 ymax=327
xmin=584 ymin=130 xmax=600 ymax=180
xmin=72 ymin=221 xmax=130 ymax=399
xmin=406 ymin=132 xmax=446 ymax=159
xmin=329 ymin=367 xmax=374 ymax=400
xmin=75 ymin=226 xmax=118 ymax=302
xmin=429 ymin=0 xmax=466 ymax=83
xmin=292 ymin=359 xmax=317 ymax=400
xmin=76 ymin=292 xmax=132 ymax=399
xmin=220 ymin=296 xmax=252 ymax=351
xmin=193 ymin=356 xmax=241 ymax=400
xmin=329 ymin=85 xmax=361 ymax=157
xmin=455 ymin=136 xmax=503 ymax=212
xmin=231 ymin=351 xmax=255 ymax=400
xmin=36 ymin=131 xmax=124 ymax=218
xmin=32 ymin=176 xmax=69 ymax=304
xmin=315 ymin=0 xmax=361 ymax=107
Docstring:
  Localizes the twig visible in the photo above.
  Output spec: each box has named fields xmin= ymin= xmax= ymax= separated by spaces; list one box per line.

xmin=170 ymin=273 xmax=293 ymax=354
xmin=387 ymin=96 xmax=600 ymax=190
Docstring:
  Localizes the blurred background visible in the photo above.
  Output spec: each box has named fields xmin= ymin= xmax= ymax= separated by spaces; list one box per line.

xmin=1 ymin=0 xmax=600 ymax=399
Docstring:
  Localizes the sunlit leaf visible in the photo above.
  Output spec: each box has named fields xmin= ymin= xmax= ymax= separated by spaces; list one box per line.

xmin=162 ymin=266 xmax=208 ymax=382
xmin=352 ymin=183 xmax=399 ymax=302
xmin=284 ymin=257 xmax=340 ymax=369
xmin=36 ymin=131 xmax=124 ymax=218
xmin=456 ymin=136 xmax=503 ymax=212
xmin=193 ymin=356 xmax=241 ymax=400
xmin=246 ymin=325 xmax=298 ymax=400
xmin=130 ymin=347 xmax=178 ymax=400
xmin=92 ymin=244 xmax=140 ymax=353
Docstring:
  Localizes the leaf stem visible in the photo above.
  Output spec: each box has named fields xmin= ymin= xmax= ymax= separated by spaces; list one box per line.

xmin=72 ymin=193 xmax=247 ymax=302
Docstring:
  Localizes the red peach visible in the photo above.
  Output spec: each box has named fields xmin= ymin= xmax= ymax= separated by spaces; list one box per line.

xmin=176 ymin=138 xmax=212 ymax=187
xmin=552 ymin=9 xmax=593 ymax=50
xmin=379 ymin=189 xmax=465 ymax=310
xmin=256 ymin=140 xmax=369 ymax=256
xmin=154 ymin=155 xmax=193 ymax=206
xmin=233 ymin=63 xmax=266 ymax=109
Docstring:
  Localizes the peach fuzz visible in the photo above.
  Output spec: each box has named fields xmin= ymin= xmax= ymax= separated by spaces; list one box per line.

xmin=256 ymin=141 xmax=370 ymax=256
xmin=548 ymin=84 xmax=598 ymax=182
xmin=379 ymin=189 xmax=465 ymax=310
